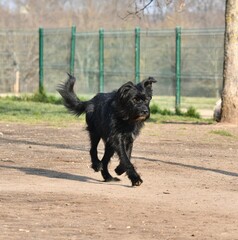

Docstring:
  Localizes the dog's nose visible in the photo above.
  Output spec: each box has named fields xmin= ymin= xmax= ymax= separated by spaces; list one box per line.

xmin=142 ymin=109 xmax=149 ymax=115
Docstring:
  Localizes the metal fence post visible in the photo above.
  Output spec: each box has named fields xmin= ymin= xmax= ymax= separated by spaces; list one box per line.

xmin=39 ymin=27 xmax=44 ymax=93
xmin=175 ymin=26 xmax=181 ymax=109
xmin=135 ymin=27 xmax=140 ymax=84
xmin=70 ymin=26 xmax=76 ymax=76
xmin=99 ymin=28 xmax=104 ymax=93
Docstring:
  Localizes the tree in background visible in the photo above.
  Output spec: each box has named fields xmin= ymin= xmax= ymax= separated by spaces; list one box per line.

xmin=221 ymin=0 xmax=238 ymax=124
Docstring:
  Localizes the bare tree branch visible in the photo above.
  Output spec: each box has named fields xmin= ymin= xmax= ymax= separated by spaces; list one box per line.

xmin=119 ymin=0 xmax=186 ymax=20
xmin=120 ymin=0 xmax=154 ymax=20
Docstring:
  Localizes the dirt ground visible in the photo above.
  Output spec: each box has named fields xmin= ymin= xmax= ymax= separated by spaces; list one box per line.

xmin=0 ymin=121 xmax=238 ymax=240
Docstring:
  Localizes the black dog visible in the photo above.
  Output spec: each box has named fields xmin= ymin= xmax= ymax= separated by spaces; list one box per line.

xmin=57 ymin=74 xmax=156 ymax=186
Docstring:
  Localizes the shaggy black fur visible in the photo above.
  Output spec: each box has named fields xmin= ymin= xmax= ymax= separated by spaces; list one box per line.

xmin=57 ymin=74 xmax=156 ymax=186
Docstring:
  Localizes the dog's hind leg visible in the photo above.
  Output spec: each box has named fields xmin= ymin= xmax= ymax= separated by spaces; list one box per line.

xmin=101 ymin=144 xmax=120 ymax=182
xmin=89 ymin=132 xmax=103 ymax=172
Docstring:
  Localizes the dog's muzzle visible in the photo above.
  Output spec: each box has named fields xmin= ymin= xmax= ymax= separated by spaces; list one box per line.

xmin=135 ymin=116 xmax=147 ymax=121
xmin=135 ymin=109 xmax=150 ymax=121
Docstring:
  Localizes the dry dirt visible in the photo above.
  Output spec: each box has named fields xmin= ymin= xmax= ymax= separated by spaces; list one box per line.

xmin=0 ymin=121 xmax=238 ymax=240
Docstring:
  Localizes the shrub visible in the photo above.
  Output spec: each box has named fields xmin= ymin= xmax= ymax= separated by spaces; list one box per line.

xmin=184 ymin=106 xmax=201 ymax=119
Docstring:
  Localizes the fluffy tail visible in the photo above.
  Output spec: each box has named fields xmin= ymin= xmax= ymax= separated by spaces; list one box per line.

xmin=57 ymin=73 xmax=86 ymax=116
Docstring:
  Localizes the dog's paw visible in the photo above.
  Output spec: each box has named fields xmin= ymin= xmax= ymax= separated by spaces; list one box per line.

xmin=128 ymin=171 xmax=143 ymax=186
xmin=115 ymin=165 xmax=126 ymax=175
xmin=126 ymin=168 xmax=143 ymax=187
xmin=131 ymin=177 xmax=143 ymax=187
xmin=91 ymin=162 xmax=103 ymax=172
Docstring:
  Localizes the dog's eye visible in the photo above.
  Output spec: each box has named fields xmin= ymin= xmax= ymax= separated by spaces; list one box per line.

xmin=133 ymin=97 xmax=141 ymax=103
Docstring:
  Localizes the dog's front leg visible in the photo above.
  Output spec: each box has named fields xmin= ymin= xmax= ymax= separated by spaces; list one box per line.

xmin=116 ymin=140 xmax=143 ymax=186
xmin=115 ymin=142 xmax=133 ymax=175
xmin=101 ymin=144 xmax=120 ymax=182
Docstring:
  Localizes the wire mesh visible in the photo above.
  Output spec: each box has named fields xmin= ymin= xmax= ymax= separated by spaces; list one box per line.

xmin=103 ymin=30 xmax=135 ymax=92
xmin=43 ymin=28 xmax=72 ymax=93
xmin=0 ymin=27 xmax=225 ymax=114
xmin=0 ymin=30 xmax=38 ymax=93
xmin=181 ymin=29 xmax=224 ymax=99
xmin=140 ymin=29 xmax=175 ymax=99
xmin=74 ymin=32 xmax=99 ymax=94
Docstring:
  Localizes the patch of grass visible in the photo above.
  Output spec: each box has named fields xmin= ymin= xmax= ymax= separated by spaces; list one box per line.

xmin=4 ymin=91 xmax=63 ymax=104
xmin=0 ymin=99 xmax=83 ymax=125
xmin=149 ymin=114 xmax=213 ymax=124
xmin=150 ymin=103 xmax=174 ymax=115
xmin=3 ymin=91 xmax=91 ymax=105
xmin=151 ymin=96 xmax=217 ymax=110
xmin=0 ymin=96 xmax=212 ymax=126
xmin=150 ymin=103 xmax=201 ymax=119
xmin=184 ymin=106 xmax=201 ymax=119
xmin=210 ymin=130 xmax=234 ymax=137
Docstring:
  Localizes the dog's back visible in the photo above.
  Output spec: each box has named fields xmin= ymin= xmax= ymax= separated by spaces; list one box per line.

xmin=84 ymin=92 xmax=116 ymax=138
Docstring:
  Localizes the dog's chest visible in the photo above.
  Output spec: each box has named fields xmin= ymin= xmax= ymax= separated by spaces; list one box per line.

xmin=121 ymin=125 xmax=141 ymax=142
xmin=121 ymin=132 xmax=136 ymax=142
xmin=107 ymin=121 xmax=143 ymax=146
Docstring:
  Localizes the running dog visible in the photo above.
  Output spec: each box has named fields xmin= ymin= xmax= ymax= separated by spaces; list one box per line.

xmin=57 ymin=74 xmax=156 ymax=186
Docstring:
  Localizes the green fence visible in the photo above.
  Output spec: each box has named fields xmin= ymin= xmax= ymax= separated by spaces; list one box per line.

xmin=0 ymin=26 xmax=224 ymax=111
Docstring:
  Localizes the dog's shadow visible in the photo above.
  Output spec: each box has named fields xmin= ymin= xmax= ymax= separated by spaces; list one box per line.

xmin=135 ymin=157 xmax=238 ymax=177
xmin=0 ymin=164 xmax=131 ymax=187
xmin=0 ymin=164 xmax=99 ymax=182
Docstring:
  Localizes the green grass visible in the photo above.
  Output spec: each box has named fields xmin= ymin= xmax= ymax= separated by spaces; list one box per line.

xmin=3 ymin=93 xmax=217 ymax=110
xmin=210 ymin=130 xmax=234 ymax=138
xmin=151 ymin=96 xmax=217 ymax=110
xmin=150 ymin=103 xmax=201 ymax=119
xmin=149 ymin=114 xmax=213 ymax=124
xmin=0 ymin=94 xmax=214 ymax=126
xmin=0 ymin=99 xmax=82 ymax=125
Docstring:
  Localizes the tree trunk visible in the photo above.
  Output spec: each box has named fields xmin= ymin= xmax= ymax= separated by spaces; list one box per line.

xmin=221 ymin=0 xmax=238 ymax=124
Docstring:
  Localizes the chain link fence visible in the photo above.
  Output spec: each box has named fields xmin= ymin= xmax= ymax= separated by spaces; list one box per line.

xmin=181 ymin=29 xmax=224 ymax=98
xmin=74 ymin=31 xmax=99 ymax=94
xmin=0 ymin=27 xmax=224 ymax=112
xmin=43 ymin=28 xmax=72 ymax=92
xmin=0 ymin=30 xmax=38 ymax=93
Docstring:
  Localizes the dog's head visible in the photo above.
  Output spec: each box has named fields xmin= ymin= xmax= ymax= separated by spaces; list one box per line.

xmin=116 ymin=77 xmax=157 ymax=122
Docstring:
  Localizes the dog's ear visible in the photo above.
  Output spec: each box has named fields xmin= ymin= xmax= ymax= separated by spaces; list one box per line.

xmin=139 ymin=77 xmax=157 ymax=89
xmin=137 ymin=77 xmax=157 ymax=97
xmin=142 ymin=77 xmax=157 ymax=87
xmin=117 ymin=81 xmax=135 ymax=100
